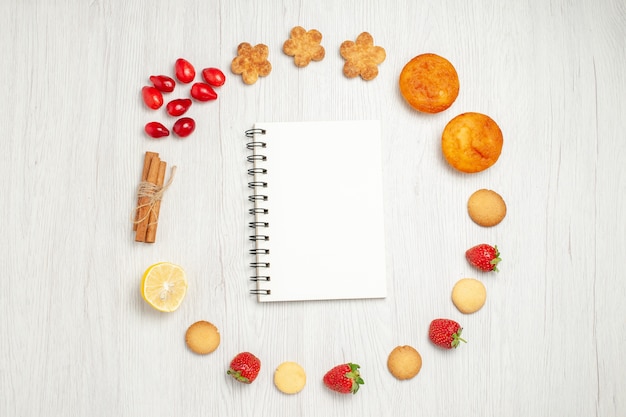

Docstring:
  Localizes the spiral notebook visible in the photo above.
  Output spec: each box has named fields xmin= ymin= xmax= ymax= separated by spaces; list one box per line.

xmin=245 ymin=120 xmax=387 ymax=302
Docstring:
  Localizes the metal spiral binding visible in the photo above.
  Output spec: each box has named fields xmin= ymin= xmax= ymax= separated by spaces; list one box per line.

xmin=246 ymin=128 xmax=271 ymax=296
xmin=250 ymin=276 xmax=270 ymax=282
xmin=250 ymin=248 xmax=269 ymax=255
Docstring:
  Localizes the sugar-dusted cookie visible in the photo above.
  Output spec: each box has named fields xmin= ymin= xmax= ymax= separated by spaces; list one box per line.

xmin=185 ymin=320 xmax=220 ymax=355
xmin=399 ymin=53 xmax=460 ymax=113
xmin=283 ymin=26 xmax=325 ymax=67
xmin=387 ymin=345 xmax=422 ymax=380
xmin=231 ymin=42 xmax=272 ymax=85
xmin=273 ymin=361 xmax=306 ymax=394
xmin=340 ymin=32 xmax=386 ymax=81
xmin=451 ymin=278 xmax=487 ymax=314
xmin=442 ymin=112 xmax=503 ymax=173
xmin=467 ymin=189 xmax=507 ymax=227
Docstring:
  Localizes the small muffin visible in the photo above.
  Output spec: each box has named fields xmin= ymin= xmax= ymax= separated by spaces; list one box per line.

xmin=451 ymin=278 xmax=487 ymax=314
xmin=467 ymin=189 xmax=507 ymax=227
xmin=387 ymin=345 xmax=422 ymax=380
xmin=399 ymin=53 xmax=460 ymax=113
xmin=185 ymin=321 xmax=221 ymax=355
xmin=273 ymin=361 xmax=306 ymax=394
xmin=442 ymin=112 xmax=503 ymax=173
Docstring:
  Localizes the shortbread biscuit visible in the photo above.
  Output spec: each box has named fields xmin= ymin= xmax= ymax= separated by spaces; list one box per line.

xmin=467 ymin=189 xmax=507 ymax=227
xmin=273 ymin=361 xmax=306 ymax=394
xmin=185 ymin=321 xmax=220 ymax=355
xmin=283 ymin=26 xmax=325 ymax=67
xmin=442 ymin=112 xmax=503 ymax=173
xmin=399 ymin=53 xmax=460 ymax=113
xmin=387 ymin=345 xmax=422 ymax=380
xmin=452 ymin=278 xmax=487 ymax=314
xmin=340 ymin=32 xmax=386 ymax=81
xmin=231 ymin=42 xmax=272 ymax=85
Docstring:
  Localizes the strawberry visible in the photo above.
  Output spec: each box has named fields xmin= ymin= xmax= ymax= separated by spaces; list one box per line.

xmin=465 ymin=244 xmax=501 ymax=272
xmin=227 ymin=352 xmax=261 ymax=383
xmin=428 ymin=319 xmax=467 ymax=349
xmin=323 ymin=363 xmax=364 ymax=394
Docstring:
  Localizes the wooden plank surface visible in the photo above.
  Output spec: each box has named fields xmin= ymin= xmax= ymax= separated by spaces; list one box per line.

xmin=0 ymin=0 xmax=625 ymax=416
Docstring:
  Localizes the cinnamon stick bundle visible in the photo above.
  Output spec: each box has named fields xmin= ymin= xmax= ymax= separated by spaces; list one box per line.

xmin=145 ymin=160 xmax=166 ymax=243
xmin=134 ymin=151 xmax=172 ymax=243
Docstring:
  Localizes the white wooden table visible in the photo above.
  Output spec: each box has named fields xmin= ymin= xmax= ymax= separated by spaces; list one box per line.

xmin=1 ymin=0 xmax=625 ymax=416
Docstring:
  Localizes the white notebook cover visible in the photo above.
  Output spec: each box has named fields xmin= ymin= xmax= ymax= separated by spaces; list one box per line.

xmin=246 ymin=120 xmax=387 ymax=302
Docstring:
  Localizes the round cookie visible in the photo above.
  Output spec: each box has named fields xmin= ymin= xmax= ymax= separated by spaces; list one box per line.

xmin=387 ymin=345 xmax=422 ymax=380
xmin=185 ymin=321 xmax=220 ymax=355
xmin=273 ymin=361 xmax=306 ymax=394
xmin=467 ymin=189 xmax=507 ymax=227
xmin=442 ymin=112 xmax=503 ymax=173
xmin=399 ymin=53 xmax=460 ymax=113
xmin=452 ymin=278 xmax=487 ymax=314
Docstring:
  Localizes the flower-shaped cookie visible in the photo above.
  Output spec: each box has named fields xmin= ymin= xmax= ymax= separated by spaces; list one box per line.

xmin=231 ymin=43 xmax=272 ymax=85
xmin=340 ymin=32 xmax=386 ymax=81
xmin=282 ymin=26 xmax=325 ymax=67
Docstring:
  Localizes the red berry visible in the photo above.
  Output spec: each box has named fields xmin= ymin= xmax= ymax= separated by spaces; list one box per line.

xmin=166 ymin=98 xmax=192 ymax=117
xmin=174 ymin=58 xmax=195 ymax=83
xmin=144 ymin=121 xmax=170 ymax=138
xmin=466 ymin=244 xmax=501 ymax=272
xmin=323 ymin=363 xmax=364 ymax=394
xmin=149 ymin=75 xmax=176 ymax=92
xmin=428 ymin=319 xmax=466 ymax=349
xmin=227 ymin=352 xmax=261 ymax=384
xmin=201 ymin=67 xmax=226 ymax=87
xmin=141 ymin=86 xmax=164 ymax=110
xmin=172 ymin=117 xmax=195 ymax=138
xmin=190 ymin=83 xmax=217 ymax=101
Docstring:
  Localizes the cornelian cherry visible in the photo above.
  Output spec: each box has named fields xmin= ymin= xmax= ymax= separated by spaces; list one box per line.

xmin=175 ymin=58 xmax=195 ymax=83
xmin=191 ymin=83 xmax=217 ymax=101
xmin=145 ymin=122 xmax=170 ymax=138
xmin=201 ymin=67 xmax=226 ymax=87
xmin=166 ymin=98 xmax=192 ymax=116
xmin=141 ymin=86 xmax=164 ymax=110
xmin=173 ymin=117 xmax=195 ymax=138
xmin=149 ymin=75 xmax=176 ymax=92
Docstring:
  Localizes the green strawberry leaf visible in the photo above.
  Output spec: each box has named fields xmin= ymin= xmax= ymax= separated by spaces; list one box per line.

xmin=491 ymin=245 xmax=502 ymax=272
xmin=451 ymin=328 xmax=468 ymax=348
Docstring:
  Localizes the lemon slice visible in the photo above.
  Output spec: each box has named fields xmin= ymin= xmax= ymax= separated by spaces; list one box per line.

xmin=141 ymin=262 xmax=188 ymax=312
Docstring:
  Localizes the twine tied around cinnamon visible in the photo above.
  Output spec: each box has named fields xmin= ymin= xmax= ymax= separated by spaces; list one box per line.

xmin=133 ymin=151 xmax=175 ymax=243
xmin=133 ymin=166 xmax=177 ymax=226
